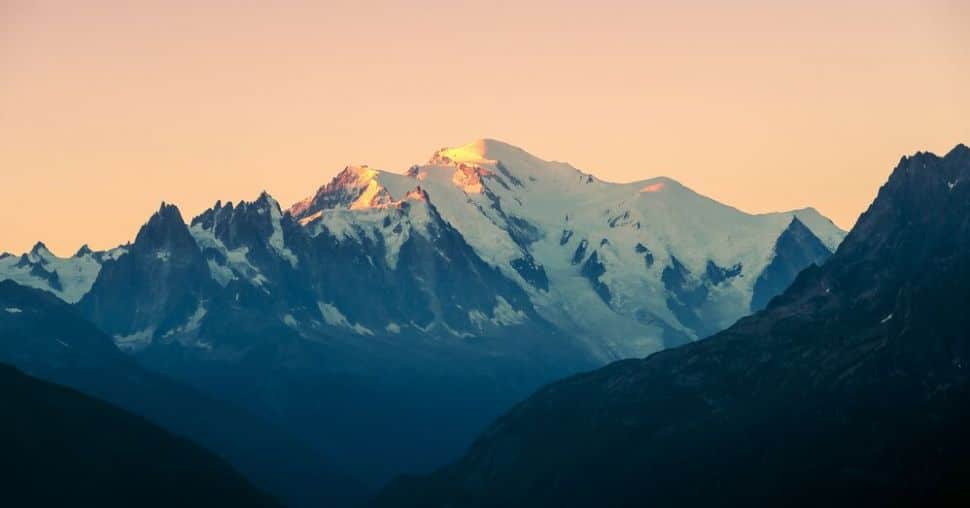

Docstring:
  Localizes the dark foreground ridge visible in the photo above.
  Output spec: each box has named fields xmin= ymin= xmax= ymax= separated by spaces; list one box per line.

xmin=375 ymin=145 xmax=970 ymax=507
xmin=0 ymin=362 xmax=280 ymax=507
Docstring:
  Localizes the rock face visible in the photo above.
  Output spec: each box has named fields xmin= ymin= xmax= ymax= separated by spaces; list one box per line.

xmin=750 ymin=216 xmax=834 ymax=311
xmin=0 ymin=362 xmax=280 ymax=508
xmin=0 ymin=139 xmax=844 ymax=486
xmin=0 ymin=280 xmax=364 ymax=508
xmin=79 ymin=203 xmax=215 ymax=349
xmin=373 ymin=144 xmax=970 ymax=507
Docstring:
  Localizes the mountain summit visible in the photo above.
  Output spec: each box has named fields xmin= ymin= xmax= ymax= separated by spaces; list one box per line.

xmin=436 ymin=138 xmax=532 ymax=164
xmin=374 ymin=143 xmax=970 ymax=507
xmin=287 ymin=138 xmax=845 ymax=354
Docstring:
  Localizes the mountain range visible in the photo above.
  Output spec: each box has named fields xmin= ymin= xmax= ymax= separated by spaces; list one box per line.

xmin=2 ymin=139 xmax=844 ymax=355
xmin=374 ymin=144 xmax=970 ymax=507
xmin=1 ymin=139 xmax=845 ymax=492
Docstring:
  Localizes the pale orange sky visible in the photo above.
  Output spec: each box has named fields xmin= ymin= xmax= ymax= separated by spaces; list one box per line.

xmin=2 ymin=0 xmax=968 ymax=255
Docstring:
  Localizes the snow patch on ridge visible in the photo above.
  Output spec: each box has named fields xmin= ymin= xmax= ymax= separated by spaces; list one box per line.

xmin=492 ymin=296 xmax=527 ymax=326
xmin=469 ymin=296 xmax=528 ymax=329
xmin=265 ymin=196 xmax=299 ymax=268
xmin=350 ymin=178 xmax=385 ymax=210
xmin=189 ymin=224 xmax=269 ymax=287
xmin=114 ymin=328 xmax=154 ymax=352
xmin=299 ymin=191 xmax=435 ymax=270
xmin=318 ymin=301 xmax=374 ymax=335
xmin=162 ymin=303 xmax=207 ymax=339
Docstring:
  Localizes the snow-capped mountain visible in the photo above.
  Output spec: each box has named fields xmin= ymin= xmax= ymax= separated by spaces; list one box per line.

xmin=288 ymin=139 xmax=844 ymax=356
xmin=0 ymin=138 xmax=845 ymax=485
xmin=0 ymin=242 xmax=126 ymax=303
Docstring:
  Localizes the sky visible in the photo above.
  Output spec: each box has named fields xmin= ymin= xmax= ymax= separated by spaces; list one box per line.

xmin=2 ymin=0 xmax=969 ymax=255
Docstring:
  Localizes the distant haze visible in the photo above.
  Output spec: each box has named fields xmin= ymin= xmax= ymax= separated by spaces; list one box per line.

xmin=2 ymin=0 xmax=968 ymax=254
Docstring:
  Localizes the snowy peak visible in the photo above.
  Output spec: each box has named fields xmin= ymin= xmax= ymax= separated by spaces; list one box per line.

xmin=74 ymin=244 xmax=94 ymax=258
xmin=430 ymin=138 xmax=584 ymax=180
xmin=432 ymin=138 xmax=530 ymax=167
xmin=290 ymin=165 xmax=403 ymax=218
xmin=637 ymin=178 xmax=674 ymax=194
xmin=428 ymin=138 xmax=596 ymax=191
xmin=29 ymin=241 xmax=52 ymax=259
xmin=0 ymin=240 xmax=112 ymax=304
xmin=273 ymin=138 xmax=847 ymax=356
xmin=288 ymin=164 xmax=432 ymax=236
xmin=291 ymin=138 xmax=596 ymax=224
xmin=776 ymin=207 xmax=843 ymax=252
xmin=750 ymin=215 xmax=834 ymax=311
xmin=253 ymin=190 xmax=285 ymax=214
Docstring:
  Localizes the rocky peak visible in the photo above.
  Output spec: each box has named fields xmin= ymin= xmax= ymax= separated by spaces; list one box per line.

xmin=29 ymin=241 xmax=51 ymax=259
xmin=132 ymin=202 xmax=199 ymax=258
xmin=823 ymin=143 xmax=970 ymax=292
xmin=74 ymin=244 xmax=94 ymax=257
xmin=289 ymin=166 xmax=383 ymax=219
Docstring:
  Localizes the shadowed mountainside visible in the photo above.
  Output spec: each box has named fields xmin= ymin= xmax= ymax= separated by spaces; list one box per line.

xmin=375 ymin=146 xmax=970 ymax=507
xmin=0 ymin=362 xmax=280 ymax=507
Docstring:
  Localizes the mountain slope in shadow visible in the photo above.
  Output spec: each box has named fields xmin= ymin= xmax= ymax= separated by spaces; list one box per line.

xmin=0 ymin=362 xmax=279 ymax=507
xmin=375 ymin=146 xmax=970 ymax=507
xmin=0 ymin=280 xmax=365 ymax=508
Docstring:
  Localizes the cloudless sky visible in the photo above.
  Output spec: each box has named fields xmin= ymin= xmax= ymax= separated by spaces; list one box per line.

xmin=2 ymin=0 xmax=969 ymax=254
